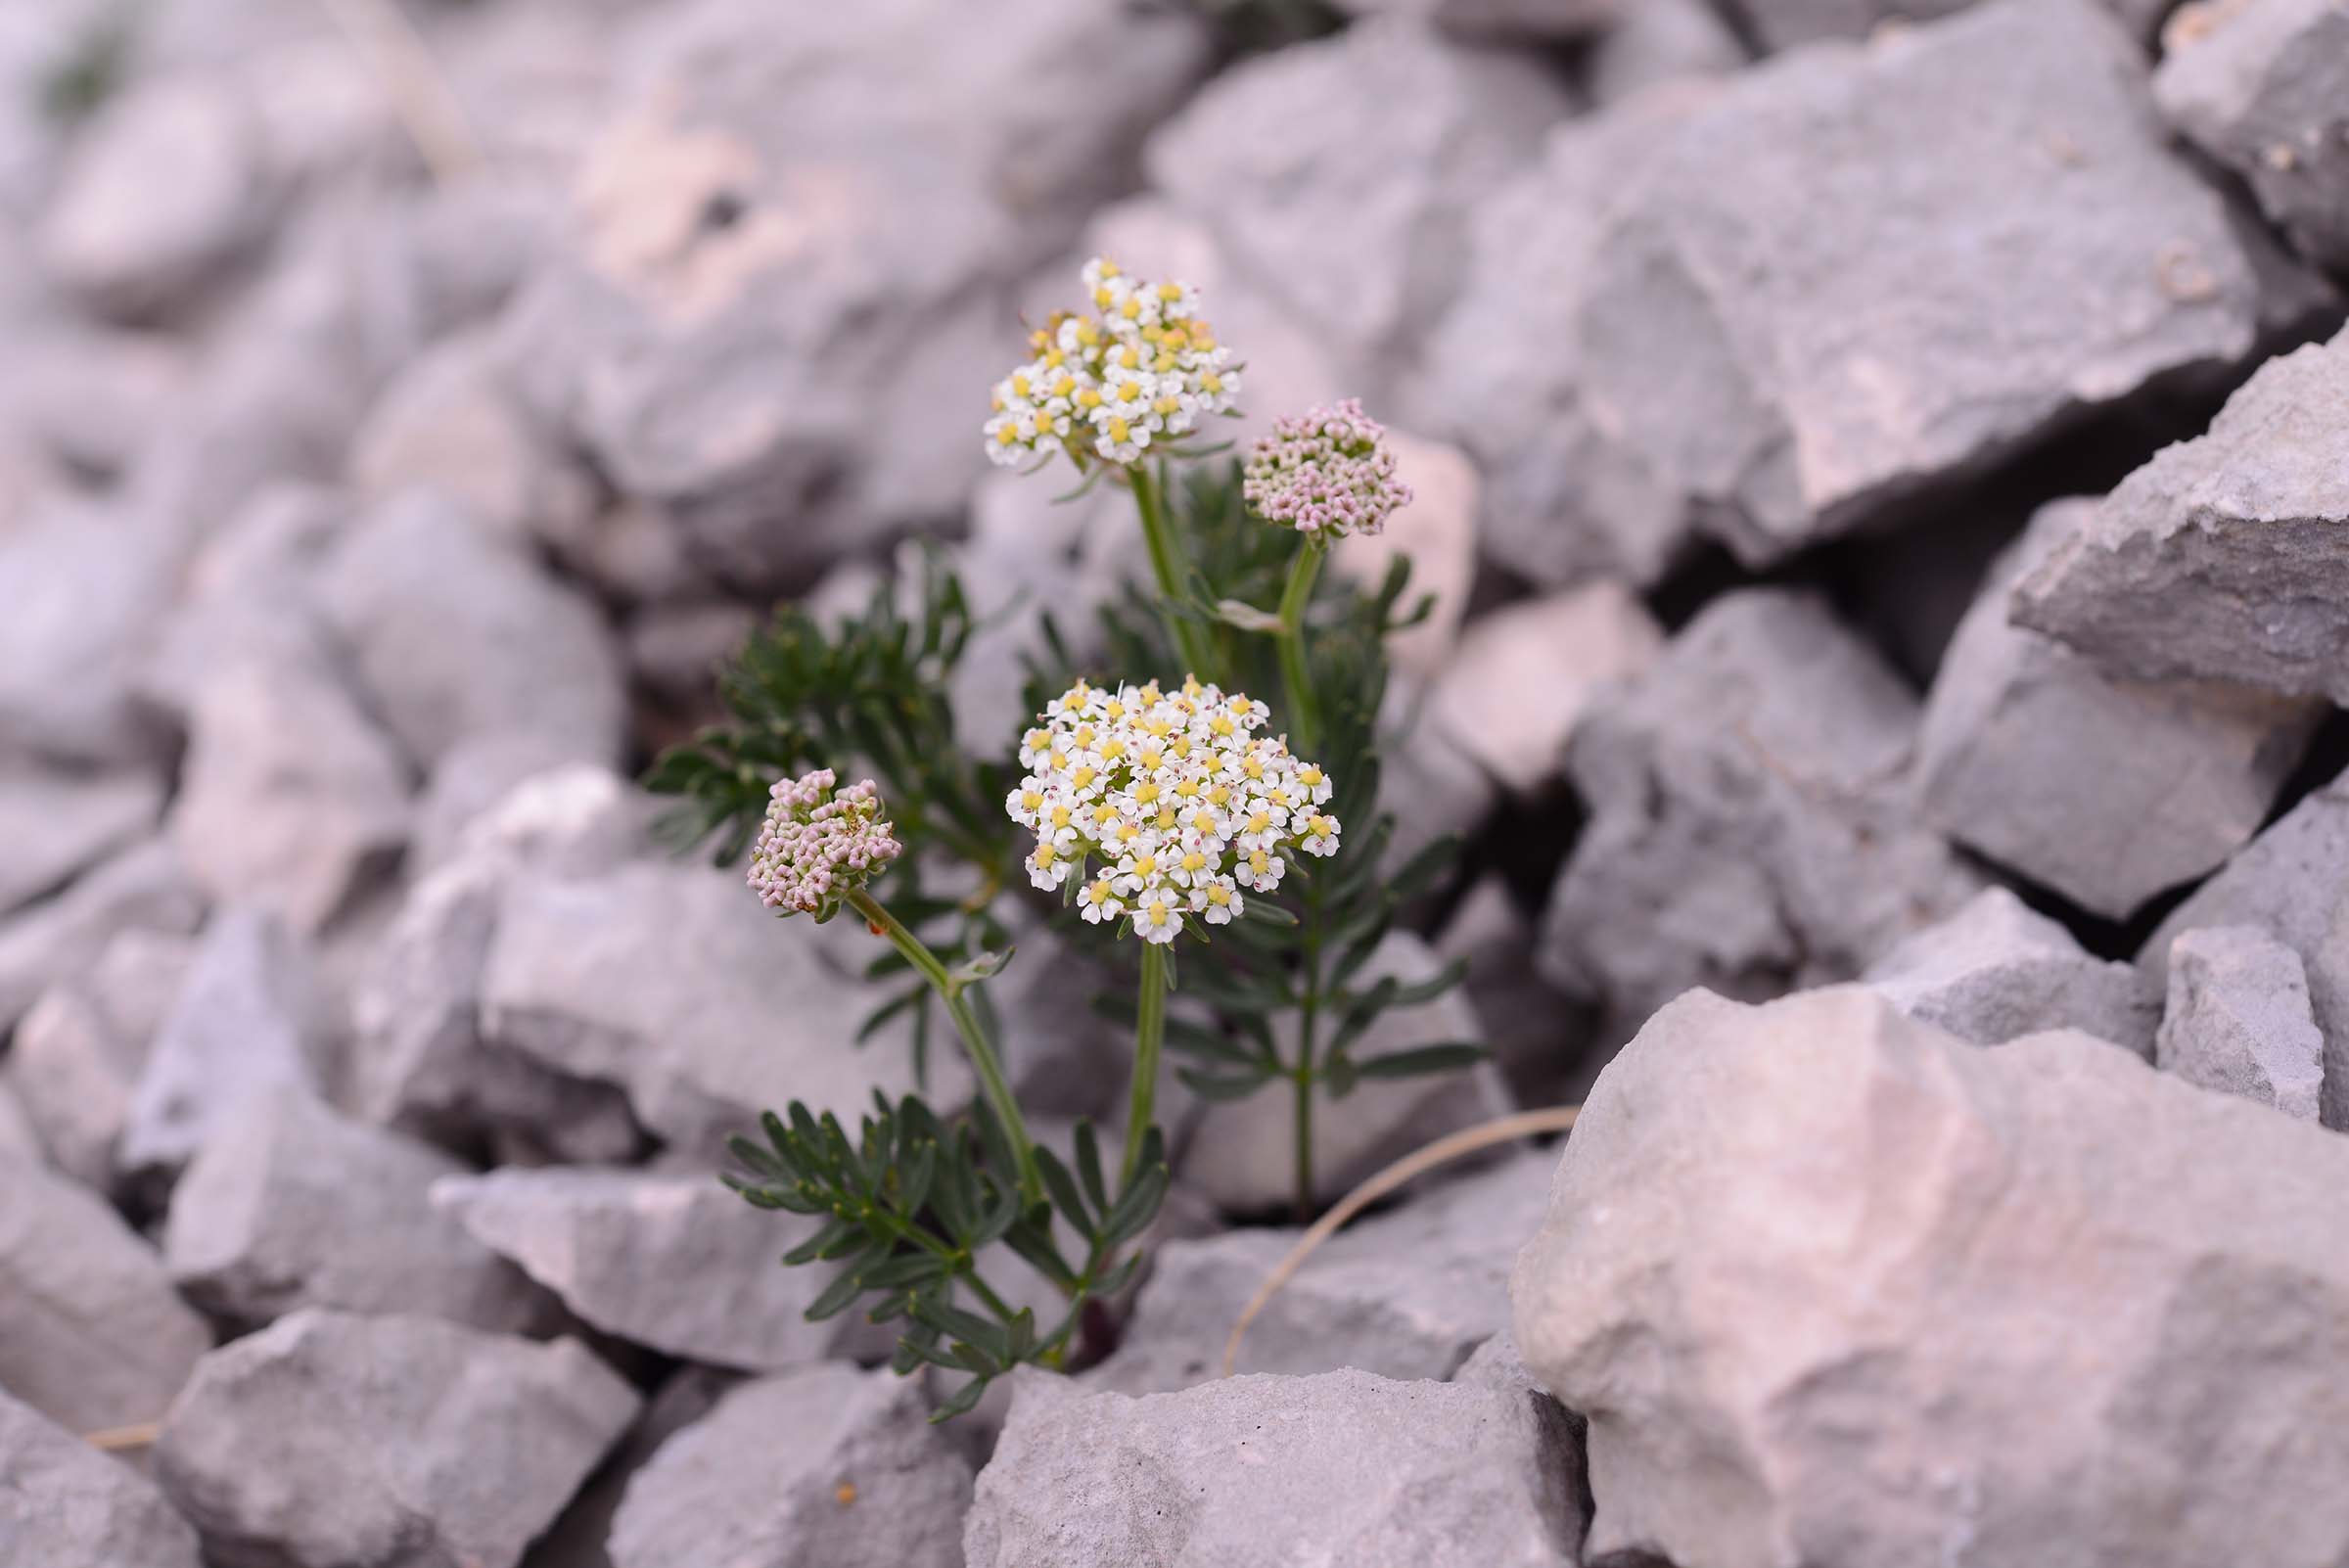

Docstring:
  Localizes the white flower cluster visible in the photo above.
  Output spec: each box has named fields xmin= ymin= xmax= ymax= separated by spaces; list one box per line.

xmin=984 ymin=257 xmax=1241 ymax=470
xmin=1005 ymin=676 xmax=1341 ymax=945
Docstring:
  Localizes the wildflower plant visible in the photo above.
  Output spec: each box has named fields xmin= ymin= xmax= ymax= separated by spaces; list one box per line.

xmin=649 ymin=255 xmax=1480 ymax=1418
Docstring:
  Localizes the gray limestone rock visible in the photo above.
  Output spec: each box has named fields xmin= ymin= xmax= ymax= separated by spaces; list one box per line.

xmin=1540 ymin=589 xmax=1983 ymax=1027
xmin=157 ymin=1310 xmax=640 ymax=1568
xmin=1586 ymin=0 xmax=1745 ymax=105
xmin=0 ymin=1154 xmax=212 ymax=1434
xmin=0 ymin=495 xmax=181 ymax=768
xmin=1425 ymin=0 xmax=2317 ymax=582
xmin=1091 ymin=1151 xmax=1556 ymax=1393
xmin=2158 ymin=0 xmax=2349 ymax=274
xmin=2013 ymin=324 xmax=2349 ymax=705
xmin=0 ymin=838 xmax=205 ymax=1035
xmin=965 ymin=1366 xmax=1584 ymax=1568
xmin=0 ymin=1388 xmax=205 ymax=1568
xmin=5 ymin=928 xmax=195 ymax=1190
xmin=165 ymin=1086 xmax=551 ymax=1332
xmin=1514 ymin=985 xmax=2349 ymax=1568
xmin=315 ymin=489 xmax=625 ymax=772
xmin=432 ymin=1165 xmax=846 ymax=1369
xmin=1864 ymin=887 xmax=2161 ymax=1053
xmin=609 ymin=1364 xmax=972 ymax=1568
xmin=1429 ymin=580 xmax=1663 ymax=795
xmin=120 ymin=909 xmax=332 ymax=1187
xmin=1331 ymin=0 xmax=1613 ymax=35
xmin=1918 ymin=499 xmax=2324 ymax=920
xmin=0 ymin=764 xmax=163 ymax=917
xmin=2156 ymin=924 xmax=2327 ymax=1122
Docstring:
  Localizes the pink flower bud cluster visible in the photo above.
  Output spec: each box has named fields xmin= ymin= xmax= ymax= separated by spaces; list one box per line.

xmin=747 ymin=768 xmax=902 ymax=916
xmin=1241 ymin=398 xmax=1413 ymax=540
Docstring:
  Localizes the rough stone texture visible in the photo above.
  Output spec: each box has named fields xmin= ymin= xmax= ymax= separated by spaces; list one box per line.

xmin=410 ymin=730 xmax=607 ymax=875
xmin=165 ymin=1085 xmax=551 ymax=1332
xmin=0 ymin=1082 xmax=38 ymax=1166
xmin=1918 ymin=499 xmax=2323 ymax=920
xmin=2156 ymin=924 xmax=2326 ymax=1121
xmin=0 ymin=764 xmax=163 ymax=917
xmin=1429 ymin=579 xmax=1663 ymax=794
xmin=482 ymin=857 xmax=959 ymax=1152
xmin=2158 ymin=0 xmax=2349 ymax=274
xmin=610 ymin=1364 xmax=972 ymax=1568
xmin=1514 ymin=985 xmax=2349 ymax=1568
xmin=1091 ymin=1152 xmax=1555 ymax=1393
xmin=316 ymin=489 xmax=625 ymax=771
xmin=0 ymin=1388 xmax=205 ymax=1568
xmin=1175 ymin=931 xmax=1513 ymax=1215
xmin=433 ymin=1165 xmax=849 ymax=1369
xmin=348 ymin=766 xmax=652 ymax=1162
xmin=0 ymin=495 xmax=182 ymax=767
xmin=2143 ymin=770 xmax=2349 ymax=1130
xmin=0 ymin=1153 xmax=212 ymax=1434
xmin=1586 ymin=0 xmax=1745 ymax=105
xmin=164 ymin=610 xmax=413 ymax=933
xmin=121 ymin=909 xmax=332 ymax=1186
xmin=1864 ymin=887 xmax=2161 ymax=1053
xmin=1540 ymin=589 xmax=1983 ymax=1027
xmin=2013 ymin=324 xmax=2349 ymax=705
xmin=0 ymin=838 xmax=205 ymax=1035
xmin=1331 ymin=0 xmax=1614 ymax=35
xmin=505 ymin=0 xmax=1207 ymax=591
xmin=1144 ymin=20 xmax=1568 ymax=382
xmin=967 ymin=1366 xmax=1585 ymax=1568
xmin=5 ymin=928 xmax=195 ymax=1190
xmin=1423 ymin=0 xmax=2315 ymax=583
xmin=39 ymin=72 xmax=269 ymax=320
xmin=515 ymin=1364 xmax=740 ymax=1568
xmin=158 ymin=1309 xmax=640 ymax=1568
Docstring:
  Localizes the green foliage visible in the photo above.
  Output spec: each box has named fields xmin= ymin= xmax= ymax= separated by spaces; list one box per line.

xmin=724 ymin=1095 xmax=1167 ymax=1421
xmin=40 ymin=2 xmax=139 ymax=128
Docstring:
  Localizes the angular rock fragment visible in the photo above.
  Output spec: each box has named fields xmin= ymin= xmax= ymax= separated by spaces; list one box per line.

xmin=165 ymin=1086 xmax=550 ymax=1332
xmin=1586 ymin=0 xmax=1745 ymax=105
xmin=2157 ymin=0 xmax=2349 ymax=274
xmin=966 ymin=1366 xmax=1584 ymax=1568
xmin=314 ymin=489 xmax=625 ymax=771
xmin=2157 ymin=924 xmax=2327 ymax=1121
xmin=1426 ymin=0 xmax=2316 ymax=581
xmin=0 ymin=838 xmax=205 ymax=1034
xmin=1514 ymin=986 xmax=2349 ymax=1568
xmin=0 ymin=1082 xmax=38 ymax=1165
xmin=1176 ymin=932 xmax=1511 ymax=1215
xmin=0 ymin=495 xmax=181 ymax=767
xmin=0 ymin=1389 xmax=204 ymax=1568
xmin=158 ymin=1310 xmax=639 ymax=1568
xmin=1429 ymin=579 xmax=1663 ymax=794
xmin=6 ymin=928 xmax=195 ymax=1190
xmin=1144 ymin=20 xmax=1568 ymax=380
xmin=1919 ymin=499 xmax=2323 ymax=920
xmin=1091 ymin=1152 xmax=1555 ymax=1393
xmin=121 ymin=909 xmax=332 ymax=1186
xmin=2142 ymin=769 xmax=2349 ymax=1130
xmin=1540 ymin=590 xmax=1982 ymax=1027
xmin=482 ymin=858 xmax=954 ymax=1151
xmin=2013 ymin=324 xmax=2349 ymax=704
xmin=1864 ymin=887 xmax=2160 ymax=1053
xmin=610 ymin=1364 xmax=972 ymax=1568
xmin=0 ymin=1154 xmax=211 ymax=1434
xmin=433 ymin=1166 xmax=846 ymax=1369
xmin=0 ymin=764 xmax=163 ymax=916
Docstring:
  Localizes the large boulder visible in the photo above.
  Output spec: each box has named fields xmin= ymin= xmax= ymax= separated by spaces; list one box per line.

xmin=2012 ymin=323 xmax=2349 ymax=705
xmin=609 ymin=1364 xmax=972 ymax=1568
xmin=2157 ymin=0 xmax=2349 ymax=275
xmin=1917 ymin=498 xmax=2323 ymax=920
xmin=0 ymin=1388 xmax=205 ymax=1568
xmin=1421 ymin=0 xmax=2322 ymax=584
xmin=0 ymin=1153 xmax=212 ymax=1434
xmin=965 ymin=1366 xmax=1585 ymax=1568
xmin=1513 ymin=985 xmax=2349 ymax=1568
xmin=503 ymin=0 xmax=1208 ymax=592
xmin=157 ymin=1310 xmax=640 ymax=1568
xmin=1540 ymin=590 xmax=1982 ymax=1027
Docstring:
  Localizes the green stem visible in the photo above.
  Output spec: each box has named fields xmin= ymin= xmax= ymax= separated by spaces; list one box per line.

xmin=1124 ymin=941 xmax=1170 ymax=1188
xmin=1276 ymin=538 xmax=1326 ymax=755
xmin=847 ymin=888 xmax=1042 ymax=1208
xmin=961 ymin=1268 xmax=1021 ymax=1323
xmin=1128 ymin=463 xmax=1218 ymax=680
xmin=1293 ymin=883 xmax=1323 ymax=1223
